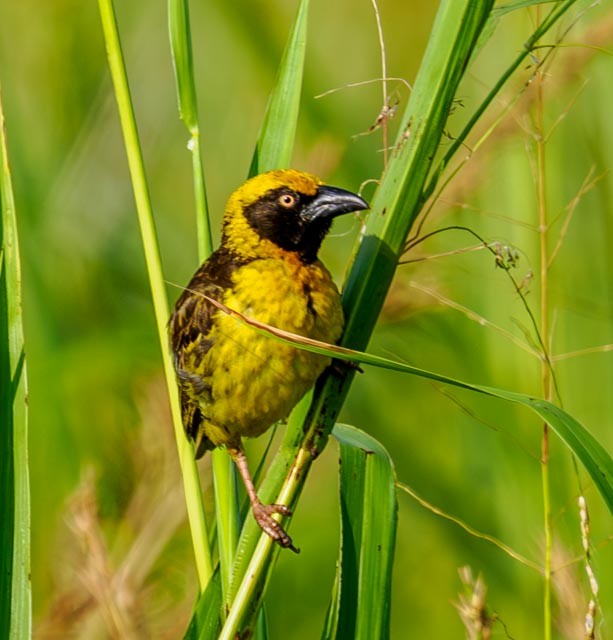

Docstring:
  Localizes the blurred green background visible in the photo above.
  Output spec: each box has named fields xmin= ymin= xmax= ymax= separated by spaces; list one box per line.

xmin=1 ymin=0 xmax=612 ymax=637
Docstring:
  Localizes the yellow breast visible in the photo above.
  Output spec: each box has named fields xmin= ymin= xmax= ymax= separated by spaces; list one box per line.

xmin=201 ymin=256 xmax=343 ymax=444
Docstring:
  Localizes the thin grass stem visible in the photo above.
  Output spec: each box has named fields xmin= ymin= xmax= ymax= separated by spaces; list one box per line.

xmin=190 ymin=131 xmax=213 ymax=261
xmin=397 ymin=481 xmax=542 ymax=573
xmin=408 ymin=281 xmax=540 ymax=358
xmin=370 ymin=0 xmax=389 ymax=168
xmin=168 ymin=0 xmax=240 ymax=604
xmin=167 ymin=0 xmax=213 ymax=258
xmin=220 ymin=447 xmax=312 ymax=639
xmin=422 ymin=0 xmax=581 ymax=206
xmin=534 ymin=8 xmax=553 ymax=636
xmin=97 ymin=0 xmax=213 ymax=591
xmin=211 ymin=450 xmax=239 ymax=602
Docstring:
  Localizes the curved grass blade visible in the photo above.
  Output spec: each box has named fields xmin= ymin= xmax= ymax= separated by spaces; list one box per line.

xmin=187 ymin=288 xmax=613 ymax=515
xmin=249 ymin=0 xmax=309 ymax=176
xmin=0 ymin=86 xmax=31 ymax=640
xmin=323 ymin=424 xmax=397 ymax=640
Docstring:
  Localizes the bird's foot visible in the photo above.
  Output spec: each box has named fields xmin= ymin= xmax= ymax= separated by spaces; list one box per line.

xmin=252 ymin=502 xmax=300 ymax=554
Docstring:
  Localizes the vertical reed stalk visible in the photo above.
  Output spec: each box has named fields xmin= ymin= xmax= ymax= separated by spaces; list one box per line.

xmin=98 ymin=0 xmax=213 ymax=591
xmin=534 ymin=8 xmax=553 ymax=637
xmin=168 ymin=0 xmax=240 ymax=601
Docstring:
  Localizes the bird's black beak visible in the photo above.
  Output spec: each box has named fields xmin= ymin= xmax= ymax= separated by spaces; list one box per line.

xmin=300 ymin=185 xmax=369 ymax=223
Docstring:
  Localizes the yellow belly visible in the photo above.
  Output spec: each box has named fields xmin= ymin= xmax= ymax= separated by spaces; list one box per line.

xmin=200 ymin=256 xmax=343 ymax=446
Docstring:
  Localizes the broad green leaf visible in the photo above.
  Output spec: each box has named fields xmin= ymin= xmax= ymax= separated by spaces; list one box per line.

xmin=323 ymin=425 xmax=397 ymax=640
xmin=249 ymin=0 xmax=309 ymax=176
xmin=183 ymin=567 xmax=223 ymax=640
xmin=0 ymin=86 xmax=31 ymax=639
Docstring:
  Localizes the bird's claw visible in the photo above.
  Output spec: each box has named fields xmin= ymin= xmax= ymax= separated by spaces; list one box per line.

xmin=252 ymin=503 xmax=300 ymax=554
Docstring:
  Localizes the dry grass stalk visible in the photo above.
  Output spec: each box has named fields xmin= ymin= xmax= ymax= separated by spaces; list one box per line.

xmin=551 ymin=542 xmax=590 ymax=639
xmin=35 ymin=380 xmax=195 ymax=639
xmin=455 ymin=566 xmax=497 ymax=640
xmin=578 ymin=495 xmax=599 ymax=639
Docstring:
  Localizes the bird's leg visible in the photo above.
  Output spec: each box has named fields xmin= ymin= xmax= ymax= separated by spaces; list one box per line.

xmin=227 ymin=445 xmax=300 ymax=554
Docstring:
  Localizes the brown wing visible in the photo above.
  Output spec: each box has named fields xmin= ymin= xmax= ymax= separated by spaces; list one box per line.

xmin=168 ymin=246 xmax=250 ymax=456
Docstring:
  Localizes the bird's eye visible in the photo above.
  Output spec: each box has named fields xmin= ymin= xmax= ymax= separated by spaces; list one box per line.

xmin=278 ymin=193 xmax=296 ymax=208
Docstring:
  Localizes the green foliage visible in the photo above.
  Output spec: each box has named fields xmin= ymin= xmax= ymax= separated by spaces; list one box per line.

xmin=0 ymin=0 xmax=611 ymax=638
xmin=168 ymin=0 xmax=200 ymax=133
xmin=168 ymin=0 xmax=213 ymax=260
xmin=249 ymin=0 xmax=310 ymax=175
xmin=323 ymin=424 xmax=397 ymax=640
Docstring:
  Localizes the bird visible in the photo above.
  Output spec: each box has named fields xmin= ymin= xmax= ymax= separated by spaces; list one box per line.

xmin=168 ymin=169 xmax=368 ymax=551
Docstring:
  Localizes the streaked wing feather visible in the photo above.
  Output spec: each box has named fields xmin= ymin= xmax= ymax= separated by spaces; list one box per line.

xmin=168 ymin=247 xmax=249 ymax=454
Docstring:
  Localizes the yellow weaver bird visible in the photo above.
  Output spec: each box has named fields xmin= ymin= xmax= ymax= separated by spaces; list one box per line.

xmin=169 ymin=169 xmax=368 ymax=551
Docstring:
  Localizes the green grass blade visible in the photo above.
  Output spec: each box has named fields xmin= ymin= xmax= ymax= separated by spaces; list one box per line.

xmin=321 ymin=567 xmax=341 ymax=640
xmin=0 ymin=85 xmax=31 ymax=640
xmin=183 ymin=567 xmax=223 ymax=640
xmin=194 ymin=292 xmax=613 ymax=514
xmin=168 ymin=0 xmax=198 ymax=133
xmin=168 ymin=0 xmax=213 ymax=260
xmin=493 ymin=0 xmax=563 ymax=17
xmin=168 ymin=0 xmax=238 ymax=603
xmin=223 ymin=394 xmax=313 ymax=636
xmin=211 ymin=453 xmax=240 ymax=600
xmin=183 ymin=567 xmax=269 ymax=640
xmin=168 ymin=0 xmax=198 ymax=132
xmin=323 ymin=424 xmax=397 ymax=640
xmin=490 ymin=391 xmax=613 ymax=514
xmin=338 ymin=1 xmax=494 ymax=345
xmin=97 ymin=0 xmax=213 ymax=592
xmin=254 ymin=607 xmax=269 ymax=640
xmin=425 ymin=0 xmax=580 ymax=202
xmin=249 ymin=0 xmax=309 ymax=176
